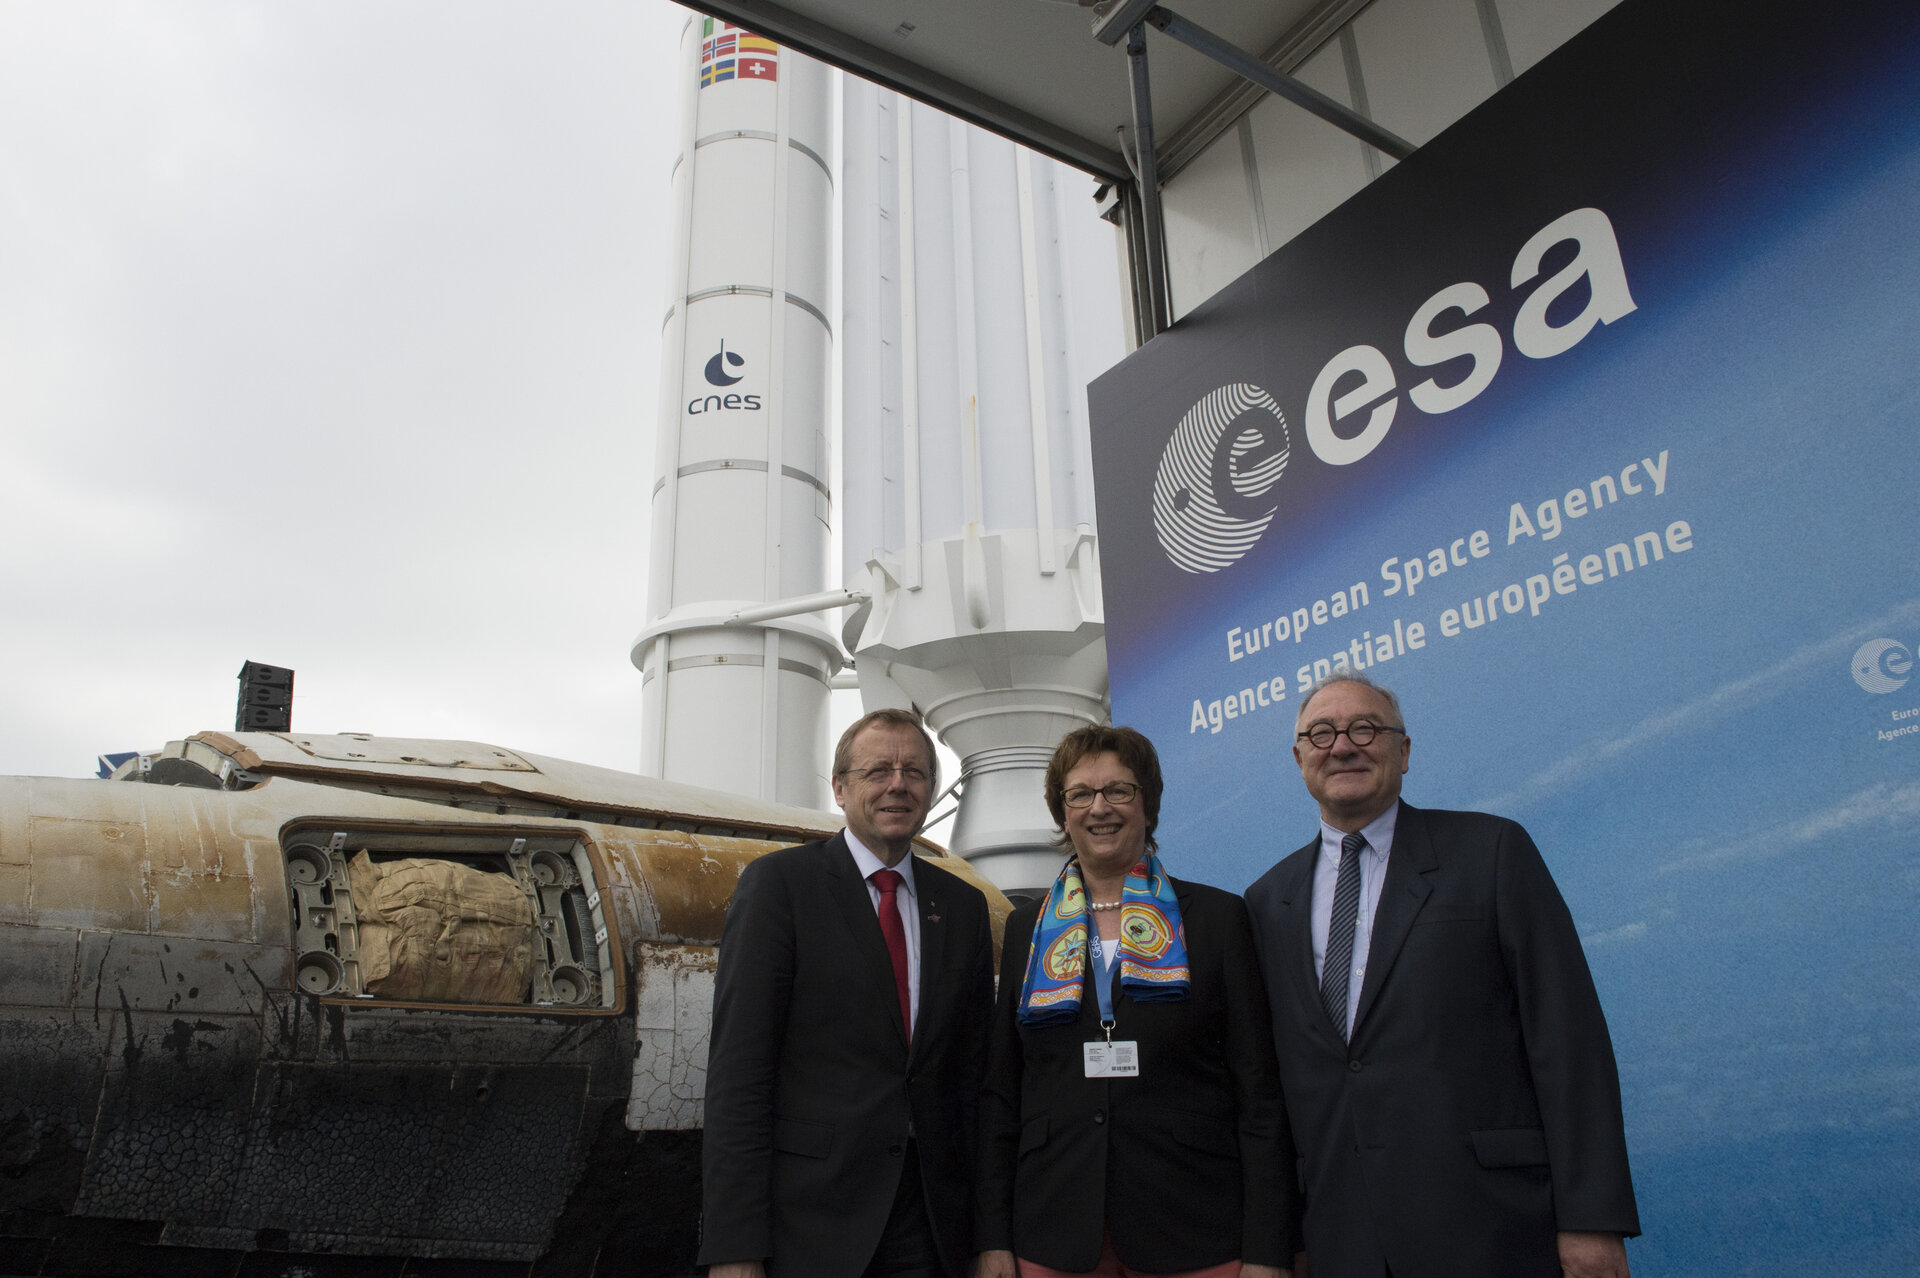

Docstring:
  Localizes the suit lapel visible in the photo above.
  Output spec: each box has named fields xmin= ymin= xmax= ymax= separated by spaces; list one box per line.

xmin=1351 ymin=802 xmax=1437 ymax=1039
xmin=910 ymin=860 xmax=949 ymax=1060
xmin=823 ymin=835 xmax=912 ymax=1049
xmin=1270 ymin=840 xmax=1329 ymax=1035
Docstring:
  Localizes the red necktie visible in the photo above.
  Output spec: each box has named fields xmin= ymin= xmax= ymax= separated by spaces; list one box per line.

xmin=870 ymin=868 xmax=911 ymax=1042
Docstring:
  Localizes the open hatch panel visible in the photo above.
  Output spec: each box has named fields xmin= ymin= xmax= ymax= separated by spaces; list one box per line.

xmin=283 ymin=824 xmax=619 ymax=1012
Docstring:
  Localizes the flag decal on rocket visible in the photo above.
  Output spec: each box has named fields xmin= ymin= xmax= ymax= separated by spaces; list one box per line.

xmin=702 ymin=20 xmax=778 ymax=87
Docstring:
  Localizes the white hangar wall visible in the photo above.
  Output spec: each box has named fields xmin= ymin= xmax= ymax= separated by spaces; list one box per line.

xmin=1159 ymin=0 xmax=1622 ymax=322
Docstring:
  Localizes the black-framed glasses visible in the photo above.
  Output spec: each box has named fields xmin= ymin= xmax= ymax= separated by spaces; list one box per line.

xmin=842 ymin=764 xmax=930 ymax=786
xmin=1061 ymin=782 xmax=1143 ymax=808
xmin=1296 ymin=720 xmax=1405 ymax=750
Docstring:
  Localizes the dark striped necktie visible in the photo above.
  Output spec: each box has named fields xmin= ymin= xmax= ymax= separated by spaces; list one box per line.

xmin=1320 ymin=831 xmax=1367 ymax=1041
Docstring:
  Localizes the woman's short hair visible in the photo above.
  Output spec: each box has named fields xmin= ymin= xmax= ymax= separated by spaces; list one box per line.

xmin=1043 ymin=725 xmax=1163 ymax=850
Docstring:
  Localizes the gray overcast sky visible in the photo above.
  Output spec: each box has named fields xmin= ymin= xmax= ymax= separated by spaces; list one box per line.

xmin=1 ymin=0 xmax=688 ymax=777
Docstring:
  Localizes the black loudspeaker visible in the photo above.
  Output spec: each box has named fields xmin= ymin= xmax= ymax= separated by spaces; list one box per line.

xmin=236 ymin=661 xmax=294 ymax=732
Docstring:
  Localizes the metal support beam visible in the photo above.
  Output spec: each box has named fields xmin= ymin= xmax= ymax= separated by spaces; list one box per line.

xmin=725 ymin=587 xmax=870 ymax=626
xmin=1126 ymin=23 xmax=1171 ymax=338
xmin=1145 ymin=6 xmax=1416 ymax=161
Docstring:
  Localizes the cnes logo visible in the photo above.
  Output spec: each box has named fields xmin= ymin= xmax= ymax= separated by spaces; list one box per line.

xmin=1152 ymin=208 xmax=1637 ymax=573
xmin=690 ymin=339 xmax=762 ymax=414
xmin=705 ymin=339 xmax=745 ymax=386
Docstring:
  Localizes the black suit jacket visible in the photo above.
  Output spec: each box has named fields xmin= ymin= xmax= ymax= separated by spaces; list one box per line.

xmin=699 ymin=834 xmax=995 ymax=1277
xmin=976 ymin=877 xmax=1297 ymax=1272
xmin=1244 ymin=802 xmax=1640 ymax=1278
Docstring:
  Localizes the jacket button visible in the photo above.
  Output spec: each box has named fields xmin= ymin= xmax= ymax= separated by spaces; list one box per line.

xmin=1348 ymin=1059 xmax=1362 ymax=1072
xmin=888 ymin=1143 xmax=904 ymax=1156
xmin=1092 ymin=1110 xmax=1106 ymax=1124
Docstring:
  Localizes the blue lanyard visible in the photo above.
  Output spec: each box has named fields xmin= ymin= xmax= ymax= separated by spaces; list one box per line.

xmin=1090 ymin=931 xmax=1117 ymax=1026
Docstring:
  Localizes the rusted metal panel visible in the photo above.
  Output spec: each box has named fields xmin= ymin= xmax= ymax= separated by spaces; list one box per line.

xmin=0 ymin=780 xmax=270 ymax=944
xmin=0 ymin=782 xmax=27 ymax=866
xmin=0 ymin=863 xmax=26 ymax=926
xmin=28 ymin=814 xmax=151 ymax=932
xmin=617 ymin=830 xmax=773 ymax=944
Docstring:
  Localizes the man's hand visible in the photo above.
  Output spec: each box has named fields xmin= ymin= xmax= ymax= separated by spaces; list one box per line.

xmin=707 ymin=1263 xmax=766 ymax=1278
xmin=972 ymin=1249 xmax=1016 ymax=1278
xmin=1558 ymin=1231 xmax=1629 ymax=1278
xmin=1238 ymin=1264 xmax=1288 ymax=1278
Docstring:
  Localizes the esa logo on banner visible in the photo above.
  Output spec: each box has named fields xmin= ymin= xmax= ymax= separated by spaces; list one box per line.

xmin=1152 ymin=385 xmax=1291 ymax=574
xmin=1151 ymin=208 xmax=1637 ymax=573
xmin=1853 ymin=638 xmax=1915 ymax=693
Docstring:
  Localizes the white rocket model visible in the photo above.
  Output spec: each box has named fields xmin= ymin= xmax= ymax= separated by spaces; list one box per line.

xmin=841 ymin=84 xmax=1124 ymax=896
xmin=632 ymin=28 xmax=1124 ymax=893
xmin=631 ymin=17 xmax=838 ymax=809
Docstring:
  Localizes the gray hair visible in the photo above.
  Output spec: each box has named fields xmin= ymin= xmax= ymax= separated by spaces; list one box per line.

xmin=1295 ymin=672 xmax=1405 ymax=729
xmin=833 ymin=708 xmax=939 ymax=791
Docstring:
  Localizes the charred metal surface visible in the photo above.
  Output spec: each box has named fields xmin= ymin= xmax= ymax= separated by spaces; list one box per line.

xmin=72 ymin=1008 xmax=261 ymax=1225
xmin=0 ymin=1016 xmax=106 ymax=1216
xmin=533 ymin=1118 xmax=704 ymax=1278
xmin=163 ymin=1061 xmax=593 ymax=1259
xmin=0 ymin=733 xmax=1007 ymax=1273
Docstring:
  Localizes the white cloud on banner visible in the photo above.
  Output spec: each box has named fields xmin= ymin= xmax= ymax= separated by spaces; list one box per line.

xmin=1472 ymin=595 xmax=1920 ymax=816
xmin=1657 ymin=779 xmax=1920 ymax=877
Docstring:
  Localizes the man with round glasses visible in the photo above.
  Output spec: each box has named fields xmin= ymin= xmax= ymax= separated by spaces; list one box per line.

xmin=1245 ymin=674 xmax=1640 ymax=1278
xmin=701 ymin=708 xmax=995 ymax=1278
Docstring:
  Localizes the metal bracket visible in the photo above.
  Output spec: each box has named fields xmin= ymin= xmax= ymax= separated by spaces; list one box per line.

xmin=1126 ymin=22 xmax=1172 ymax=337
xmin=1093 ymin=0 xmax=1160 ymax=46
xmin=1146 ymin=7 xmax=1415 ymax=159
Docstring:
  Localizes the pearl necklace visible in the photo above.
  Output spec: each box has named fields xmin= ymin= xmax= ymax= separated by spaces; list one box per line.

xmin=1088 ymin=899 xmax=1125 ymax=912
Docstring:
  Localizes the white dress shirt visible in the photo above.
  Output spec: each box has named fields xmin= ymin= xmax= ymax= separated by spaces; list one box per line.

xmin=1311 ymin=801 xmax=1400 ymax=1038
xmin=844 ymin=829 xmax=922 ymax=1035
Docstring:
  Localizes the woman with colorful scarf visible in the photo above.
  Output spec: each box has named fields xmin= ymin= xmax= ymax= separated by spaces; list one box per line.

xmin=974 ymin=726 xmax=1299 ymax=1278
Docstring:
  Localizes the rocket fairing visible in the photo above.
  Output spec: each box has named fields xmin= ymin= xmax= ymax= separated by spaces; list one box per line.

xmin=633 ymin=18 xmax=837 ymax=810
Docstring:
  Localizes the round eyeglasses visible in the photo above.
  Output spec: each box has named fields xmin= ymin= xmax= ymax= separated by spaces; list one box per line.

xmin=1061 ymin=782 xmax=1143 ymax=808
xmin=1295 ymin=721 xmax=1405 ymax=750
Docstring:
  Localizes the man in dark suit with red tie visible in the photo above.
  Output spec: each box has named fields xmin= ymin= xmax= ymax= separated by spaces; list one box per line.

xmin=699 ymin=708 xmax=996 ymax=1278
xmin=1244 ymin=675 xmax=1640 ymax=1278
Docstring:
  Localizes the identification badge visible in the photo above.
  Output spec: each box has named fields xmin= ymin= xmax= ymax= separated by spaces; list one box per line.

xmin=1083 ymin=1039 xmax=1140 ymax=1077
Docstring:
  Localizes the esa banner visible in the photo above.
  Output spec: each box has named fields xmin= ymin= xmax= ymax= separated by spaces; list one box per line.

xmin=1088 ymin=0 xmax=1920 ymax=1271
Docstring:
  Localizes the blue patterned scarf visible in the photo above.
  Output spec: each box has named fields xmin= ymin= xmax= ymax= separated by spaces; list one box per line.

xmin=1017 ymin=850 xmax=1190 ymax=1026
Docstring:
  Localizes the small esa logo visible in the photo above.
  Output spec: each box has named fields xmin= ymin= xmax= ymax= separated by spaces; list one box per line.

xmin=1852 ymin=638 xmax=1913 ymax=693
